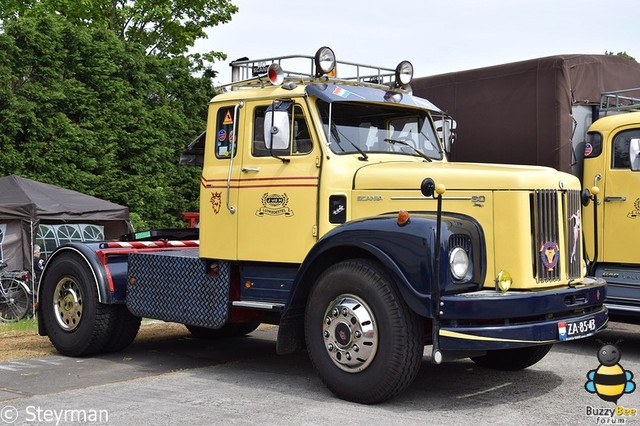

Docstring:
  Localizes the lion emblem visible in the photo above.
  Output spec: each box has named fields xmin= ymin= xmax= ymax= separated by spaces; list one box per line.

xmin=210 ymin=192 xmax=222 ymax=214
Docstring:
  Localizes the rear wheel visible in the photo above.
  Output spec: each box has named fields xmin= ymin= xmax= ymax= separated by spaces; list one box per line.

xmin=104 ymin=305 xmax=141 ymax=352
xmin=185 ymin=322 xmax=260 ymax=339
xmin=304 ymin=259 xmax=423 ymax=404
xmin=471 ymin=344 xmax=553 ymax=370
xmin=40 ymin=253 xmax=117 ymax=356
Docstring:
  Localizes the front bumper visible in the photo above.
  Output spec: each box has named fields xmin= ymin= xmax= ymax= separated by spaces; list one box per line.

xmin=437 ymin=277 xmax=608 ymax=351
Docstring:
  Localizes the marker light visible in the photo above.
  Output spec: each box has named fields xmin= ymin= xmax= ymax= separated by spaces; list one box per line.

xmin=267 ymin=63 xmax=284 ymax=85
xmin=397 ymin=209 xmax=410 ymax=226
xmin=314 ymin=46 xmax=336 ymax=76
xmin=449 ymin=247 xmax=469 ymax=280
xmin=496 ymin=270 xmax=512 ymax=292
xmin=395 ymin=60 xmax=414 ymax=86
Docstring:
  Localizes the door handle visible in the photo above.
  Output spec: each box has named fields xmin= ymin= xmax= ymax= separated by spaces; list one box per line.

xmin=604 ymin=196 xmax=627 ymax=202
xmin=241 ymin=167 xmax=260 ymax=173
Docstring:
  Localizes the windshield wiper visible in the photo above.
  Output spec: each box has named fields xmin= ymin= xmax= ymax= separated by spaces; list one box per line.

xmin=383 ymin=138 xmax=432 ymax=162
xmin=333 ymin=122 xmax=368 ymax=161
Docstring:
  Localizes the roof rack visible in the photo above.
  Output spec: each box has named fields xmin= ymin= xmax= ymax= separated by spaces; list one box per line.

xmin=230 ymin=54 xmax=398 ymax=85
xmin=600 ymin=87 xmax=640 ymax=115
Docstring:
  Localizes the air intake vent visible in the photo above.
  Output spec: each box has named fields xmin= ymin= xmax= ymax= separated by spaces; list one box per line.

xmin=533 ymin=190 xmax=560 ymax=282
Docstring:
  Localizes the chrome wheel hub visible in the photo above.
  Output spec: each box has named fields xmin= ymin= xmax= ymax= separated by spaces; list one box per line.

xmin=322 ymin=294 xmax=378 ymax=373
xmin=53 ymin=278 xmax=83 ymax=331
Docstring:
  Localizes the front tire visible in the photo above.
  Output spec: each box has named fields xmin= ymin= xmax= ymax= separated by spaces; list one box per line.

xmin=40 ymin=253 xmax=118 ymax=356
xmin=471 ymin=344 xmax=553 ymax=370
xmin=304 ymin=259 xmax=423 ymax=404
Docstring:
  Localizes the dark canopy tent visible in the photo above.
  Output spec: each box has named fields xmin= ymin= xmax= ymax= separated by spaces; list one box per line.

xmin=0 ymin=175 xmax=132 ymax=280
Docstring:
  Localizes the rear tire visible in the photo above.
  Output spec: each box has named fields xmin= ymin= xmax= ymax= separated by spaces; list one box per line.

xmin=104 ymin=305 xmax=141 ymax=352
xmin=40 ymin=253 xmax=117 ymax=356
xmin=304 ymin=259 xmax=423 ymax=404
xmin=185 ymin=322 xmax=260 ymax=339
xmin=471 ymin=344 xmax=553 ymax=370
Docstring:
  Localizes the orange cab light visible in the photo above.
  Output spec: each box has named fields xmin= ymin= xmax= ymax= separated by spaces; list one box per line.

xmin=397 ymin=210 xmax=410 ymax=226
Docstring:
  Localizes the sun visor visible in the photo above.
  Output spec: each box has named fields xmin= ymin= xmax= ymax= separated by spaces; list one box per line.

xmin=306 ymin=84 xmax=442 ymax=113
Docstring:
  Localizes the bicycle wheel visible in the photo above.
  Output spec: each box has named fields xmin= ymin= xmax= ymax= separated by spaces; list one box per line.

xmin=0 ymin=277 xmax=30 ymax=322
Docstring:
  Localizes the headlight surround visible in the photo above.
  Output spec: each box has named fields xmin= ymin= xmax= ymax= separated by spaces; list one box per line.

xmin=449 ymin=247 xmax=470 ymax=281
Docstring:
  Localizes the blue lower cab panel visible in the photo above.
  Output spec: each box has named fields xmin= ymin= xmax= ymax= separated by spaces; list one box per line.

xmin=240 ymin=263 xmax=297 ymax=303
xmin=438 ymin=307 xmax=608 ymax=351
xmin=126 ymin=249 xmax=231 ymax=328
xmin=595 ymin=264 xmax=640 ymax=317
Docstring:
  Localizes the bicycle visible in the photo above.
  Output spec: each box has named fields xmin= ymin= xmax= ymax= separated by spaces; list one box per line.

xmin=0 ymin=261 xmax=32 ymax=322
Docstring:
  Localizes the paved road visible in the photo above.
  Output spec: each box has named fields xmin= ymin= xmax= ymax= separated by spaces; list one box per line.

xmin=0 ymin=320 xmax=639 ymax=426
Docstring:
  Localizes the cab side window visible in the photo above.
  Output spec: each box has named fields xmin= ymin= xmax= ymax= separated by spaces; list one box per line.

xmin=252 ymin=103 xmax=312 ymax=157
xmin=612 ymin=129 xmax=640 ymax=169
xmin=215 ymin=107 xmax=238 ymax=159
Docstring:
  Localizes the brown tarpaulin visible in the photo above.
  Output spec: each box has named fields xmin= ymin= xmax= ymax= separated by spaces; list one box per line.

xmin=412 ymin=55 xmax=640 ymax=172
xmin=0 ymin=175 xmax=131 ymax=276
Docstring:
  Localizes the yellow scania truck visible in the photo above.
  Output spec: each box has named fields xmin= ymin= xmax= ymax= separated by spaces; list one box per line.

xmin=37 ymin=48 xmax=607 ymax=404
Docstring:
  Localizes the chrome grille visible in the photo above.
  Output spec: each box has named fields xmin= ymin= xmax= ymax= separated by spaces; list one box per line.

xmin=565 ymin=189 xmax=582 ymax=279
xmin=533 ymin=190 xmax=560 ymax=282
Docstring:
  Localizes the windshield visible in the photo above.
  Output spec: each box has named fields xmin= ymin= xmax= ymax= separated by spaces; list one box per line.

xmin=316 ymin=100 xmax=443 ymax=160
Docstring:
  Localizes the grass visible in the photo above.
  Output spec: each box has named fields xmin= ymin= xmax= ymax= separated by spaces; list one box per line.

xmin=0 ymin=317 xmax=39 ymax=333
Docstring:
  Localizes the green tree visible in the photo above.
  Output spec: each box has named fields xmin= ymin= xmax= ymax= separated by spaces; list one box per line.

xmin=0 ymin=14 xmax=211 ymax=228
xmin=0 ymin=0 xmax=238 ymax=56
xmin=605 ymin=51 xmax=637 ymax=62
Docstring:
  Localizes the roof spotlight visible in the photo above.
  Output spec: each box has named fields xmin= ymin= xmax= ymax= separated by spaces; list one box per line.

xmin=395 ymin=60 xmax=414 ymax=86
xmin=314 ymin=46 xmax=336 ymax=76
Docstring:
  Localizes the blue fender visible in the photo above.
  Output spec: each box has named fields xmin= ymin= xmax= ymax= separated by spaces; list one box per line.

xmin=38 ymin=242 xmax=115 ymax=305
xmin=276 ymin=212 xmax=485 ymax=354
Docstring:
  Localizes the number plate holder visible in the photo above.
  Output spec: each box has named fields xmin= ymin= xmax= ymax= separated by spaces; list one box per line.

xmin=558 ymin=316 xmax=597 ymax=341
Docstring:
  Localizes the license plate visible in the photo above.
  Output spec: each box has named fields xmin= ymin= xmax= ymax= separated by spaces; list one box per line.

xmin=558 ymin=317 xmax=597 ymax=341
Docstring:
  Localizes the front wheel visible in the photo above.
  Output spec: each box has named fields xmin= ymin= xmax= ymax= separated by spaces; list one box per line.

xmin=471 ymin=344 xmax=553 ymax=370
xmin=304 ymin=259 xmax=424 ymax=404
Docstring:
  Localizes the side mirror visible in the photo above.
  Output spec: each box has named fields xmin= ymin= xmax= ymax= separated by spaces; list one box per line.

xmin=264 ymin=110 xmax=291 ymax=150
xmin=433 ymin=116 xmax=456 ymax=155
xmin=630 ymin=138 xmax=640 ymax=171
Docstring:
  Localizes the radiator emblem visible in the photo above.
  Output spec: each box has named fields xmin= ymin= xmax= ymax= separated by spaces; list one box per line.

xmin=540 ymin=241 xmax=559 ymax=272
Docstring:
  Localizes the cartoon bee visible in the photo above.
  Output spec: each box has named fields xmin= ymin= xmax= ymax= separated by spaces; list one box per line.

xmin=585 ymin=341 xmax=636 ymax=403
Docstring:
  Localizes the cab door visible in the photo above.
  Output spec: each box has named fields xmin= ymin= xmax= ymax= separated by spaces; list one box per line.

xmin=199 ymin=102 xmax=244 ymax=261
xmin=601 ymin=127 xmax=640 ymax=264
xmin=236 ymin=100 xmax=320 ymax=263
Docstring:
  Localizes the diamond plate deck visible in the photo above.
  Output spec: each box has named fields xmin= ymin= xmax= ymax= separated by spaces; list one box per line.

xmin=126 ymin=249 xmax=230 ymax=328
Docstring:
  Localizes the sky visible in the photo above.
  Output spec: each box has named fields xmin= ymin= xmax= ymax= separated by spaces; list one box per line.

xmin=194 ymin=0 xmax=640 ymax=85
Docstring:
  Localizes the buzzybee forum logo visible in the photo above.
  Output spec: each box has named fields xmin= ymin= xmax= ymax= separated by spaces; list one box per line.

xmin=584 ymin=340 xmax=637 ymax=422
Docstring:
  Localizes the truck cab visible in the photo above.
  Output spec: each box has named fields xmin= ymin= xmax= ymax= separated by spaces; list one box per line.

xmin=37 ymin=47 xmax=608 ymax=404
xmin=582 ymin=106 xmax=640 ymax=316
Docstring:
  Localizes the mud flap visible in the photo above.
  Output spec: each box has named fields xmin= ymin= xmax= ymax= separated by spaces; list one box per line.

xmin=126 ymin=249 xmax=230 ymax=328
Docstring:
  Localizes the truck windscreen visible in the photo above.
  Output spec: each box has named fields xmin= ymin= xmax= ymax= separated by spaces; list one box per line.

xmin=316 ymin=100 xmax=443 ymax=160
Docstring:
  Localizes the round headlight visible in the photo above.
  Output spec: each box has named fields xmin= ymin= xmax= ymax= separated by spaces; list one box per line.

xmin=449 ymin=247 xmax=469 ymax=280
xmin=314 ymin=46 xmax=336 ymax=76
xmin=395 ymin=60 xmax=413 ymax=86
